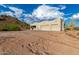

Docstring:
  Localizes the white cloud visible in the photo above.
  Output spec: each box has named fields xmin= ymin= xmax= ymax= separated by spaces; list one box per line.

xmin=32 ymin=5 xmax=64 ymax=20
xmin=9 ymin=7 xmax=25 ymax=18
xmin=23 ymin=5 xmax=65 ymax=23
xmin=0 ymin=4 xmax=66 ymax=24
xmin=0 ymin=11 xmax=14 ymax=16
xmin=23 ymin=14 xmax=34 ymax=23
xmin=24 ymin=14 xmax=37 ymax=21
xmin=0 ymin=4 xmax=29 ymax=22
xmin=0 ymin=4 xmax=25 ymax=19
xmin=0 ymin=4 xmax=7 ymax=8
xmin=72 ymin=13 xmax=79 ymax=19
xmin=23 ymin=14 xmax=32 ymax=17
xmin=59 ymin=5 xmax=66 ymax=10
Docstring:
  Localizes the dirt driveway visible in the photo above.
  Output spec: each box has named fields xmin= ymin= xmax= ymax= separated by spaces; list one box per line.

xmin=0 ymin=31 xmax=79 ymax=55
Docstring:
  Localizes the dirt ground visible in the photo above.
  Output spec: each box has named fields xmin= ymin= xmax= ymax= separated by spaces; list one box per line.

xmin=0 ymin=30 xmax=79 ymax=55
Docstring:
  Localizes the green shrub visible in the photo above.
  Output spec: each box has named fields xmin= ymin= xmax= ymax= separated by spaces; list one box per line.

xmin=65 ymin=28 xmax=70 ymax=30
xmin=25 ymin=25 xmax=30 ymax=29
xmin=0 ymin=23 xmax=20 ymax=31
xmin=5 ymin=24 xmax=20 ymax=31
xmin=0 ymin=21 xmax=30 ymax=31
xmin=2 ymin=29 xmax=8 ymax=31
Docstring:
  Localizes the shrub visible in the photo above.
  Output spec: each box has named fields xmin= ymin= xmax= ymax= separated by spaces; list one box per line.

xmin=5 ymin=23 xmax=20 ymax=31
xmin=0 ymin=23 xmax=20 ymax=31
xmin=2 ymin=29 xmax=8 ymax=31
xmin=65 ymin=28 xmax=70 ymax=30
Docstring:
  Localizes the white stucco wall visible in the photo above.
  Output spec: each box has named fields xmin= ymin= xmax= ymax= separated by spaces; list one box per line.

xmin=30 ymin=18 xmax=64 ymax=31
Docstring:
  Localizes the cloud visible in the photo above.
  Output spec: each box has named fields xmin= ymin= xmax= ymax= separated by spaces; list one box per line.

xmin=59 ymin=5 xmax=66 ymax=10
xmin=0 ymin=4 xmax=25 ymax=19
xmin=72 ymin=13 xmax=79 ymax=19
xmin=0 ymin=4 xmax=29 ymax=23
xmin=32 ymin=5 xmax=64 ymax=20
xmin=23 ymin=14 xmax=37 ymax=23
xmin=23 ymin=5 xmax=65 ymax=23
xmin=0 ymin=4 xmax=66 ymax=24
xmin=0 ymin=4 xmax=7 ymax=8
xmin=0 ymin=11 xmax=14 ymax=16
xmin=9 ymin=7 xmax=25 ymax=18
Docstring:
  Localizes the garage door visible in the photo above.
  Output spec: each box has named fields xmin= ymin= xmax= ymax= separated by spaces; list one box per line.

xmin=51 ymin=24 xmax=60 ymax=31
xmin=40 ymin=25 xmax=51 ymax=31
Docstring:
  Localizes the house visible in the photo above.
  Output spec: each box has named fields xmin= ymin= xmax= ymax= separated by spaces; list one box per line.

xmin=30 ymin=18 xmax=64 ymax=31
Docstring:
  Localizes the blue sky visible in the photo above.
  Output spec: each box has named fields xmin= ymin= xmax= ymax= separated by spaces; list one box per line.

xmin=0 ymin=4 xmax=79 ymax=27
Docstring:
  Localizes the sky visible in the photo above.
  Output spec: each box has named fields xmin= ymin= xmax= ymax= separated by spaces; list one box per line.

xmin=0 ymin=4 xmax=79 ymax=27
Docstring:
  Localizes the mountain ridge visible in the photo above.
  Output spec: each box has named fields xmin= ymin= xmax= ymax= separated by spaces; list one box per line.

xmin=0 ymin=15 xmax=30 ymax=31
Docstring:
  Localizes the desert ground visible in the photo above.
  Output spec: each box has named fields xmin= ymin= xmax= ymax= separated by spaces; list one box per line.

xmin=0 ymin=31 xmax=79 ymax=55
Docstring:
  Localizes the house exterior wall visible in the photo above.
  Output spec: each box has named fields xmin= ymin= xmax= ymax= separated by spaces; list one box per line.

xmin=50 ymin=18 xmax=64 ymax=31
xmin=39 ymin=25 xmax=51 ymax=31
xmin=30 ymin=18 xmax=64 ymax=31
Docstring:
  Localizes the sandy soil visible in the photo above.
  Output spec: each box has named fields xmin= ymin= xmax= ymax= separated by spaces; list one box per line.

xmin=0 ymin=30 xmax=79 ymax=55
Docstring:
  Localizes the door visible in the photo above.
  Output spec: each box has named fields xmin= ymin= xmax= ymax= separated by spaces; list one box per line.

xmin=40 ymin=25 xmax=51 ymax=31
xmin=51 ymin=24 xmax=60 ymax=31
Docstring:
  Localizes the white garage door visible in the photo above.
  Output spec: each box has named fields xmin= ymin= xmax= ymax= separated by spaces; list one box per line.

xmin=40 ymin=25 xmax=51 ymax=31
xmin=51 ymin=24 xmax=60 ymax=31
